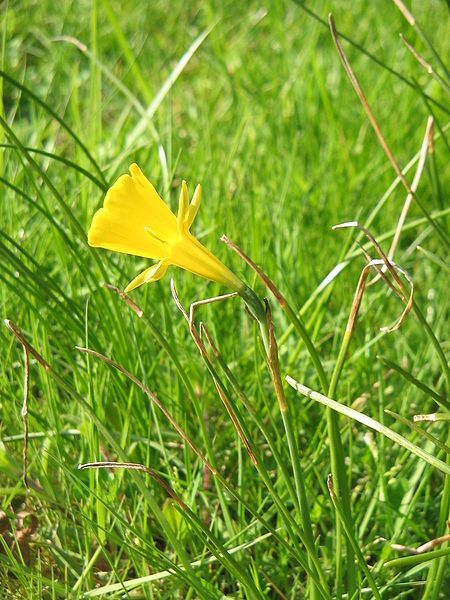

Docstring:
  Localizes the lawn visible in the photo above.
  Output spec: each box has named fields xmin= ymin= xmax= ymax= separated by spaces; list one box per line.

xmin=1 ymin=0 xmax=449 ymax=598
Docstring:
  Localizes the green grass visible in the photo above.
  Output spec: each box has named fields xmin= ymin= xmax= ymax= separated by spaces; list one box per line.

xmin=1 ymin=0 xmax=449 ymax=597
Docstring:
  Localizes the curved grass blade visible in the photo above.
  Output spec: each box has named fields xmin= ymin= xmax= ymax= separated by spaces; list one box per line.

xmin=292 ymin=2 xmax=449 ymax=115
xmin=0 ymin=143 xmax=107 ymax=191
xmin=378 ymin=356 xmax=449 ymax=411
xmin=384 ymin=547 xmax=450 ymax=570
xmin=0 ymin=176 xmax=97 ymax=290
xmin=0 ymin=69 xmax=107 ymax=187
xmin=0 ymin=115 xmax=116 ymax=291
xmin=385 ymin=410 xmax=450 ymax=455
xmin=416 ymin=246 xmax=450 ymax=274
xmin=286 ymin=376 xmax=450 ymax=475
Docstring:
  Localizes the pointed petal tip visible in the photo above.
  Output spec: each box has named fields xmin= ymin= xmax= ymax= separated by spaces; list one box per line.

xmin=195 ymin=184 xmax=202 ymax=198
xmin=124 ymin=261 xmax=170 ymax=293
xmin=124 ymin=273 xmax=146 ymax=293
xmin=193 ymin=183 xmax=202 ymax=198
xmin=178 ymin=181 xmax=191 ymax=230
xmin=186 ymin=184 xmax=202 ymax=229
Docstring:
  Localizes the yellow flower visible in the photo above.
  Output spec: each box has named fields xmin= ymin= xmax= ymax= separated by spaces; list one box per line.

xmin=88 ymin=164 xmax=244 ymax=293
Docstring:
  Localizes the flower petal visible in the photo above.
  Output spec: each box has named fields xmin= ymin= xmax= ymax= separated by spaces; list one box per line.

xmin=88 ymin=164 xmax=177 ymax=259
xmin=87 ymin=165 xmax=244 ymax=293
xmin=124 ymin=260 xmax=170 ymax=293
xmin=171 ymin=233 xmax=244 ymax=291
xmin=177 ymin=180 xmax=190 ymax=235
xmin=186 ymin=184 xmax=202 ymax=229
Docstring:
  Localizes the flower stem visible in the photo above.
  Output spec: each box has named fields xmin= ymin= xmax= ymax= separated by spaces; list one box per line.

xmin=327 ymin=333 xmax=357 ymax=599
xmin=239 ymin=286 xmax=271 ymax=353
xmin=241 ymin=288 xmax=326 ymax=599
xmin=281 ymin=301 xmax=329 ymax=392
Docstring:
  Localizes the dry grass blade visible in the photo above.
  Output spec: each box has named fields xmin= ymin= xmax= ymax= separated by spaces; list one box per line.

xmin=188 ymin=292 xmax=238 ymax=328
xmin=199 ymin=322 xmax=256 ymax=416
xmin=199 ymin=322 xmax=220 ymax=358
xmin=333 ymin=220 xmax=448 ymax=393
xmin=169 ymin=279 xmax=258 ymax=465
xmin=392 ymin=527 xmax=450 ymax=555
xmin=221 ymin=235 xmax=328 ymax=391
xmin=400 ymin=35 xmax=433 ymax=74
xmin=328 ymin=13 xmax=449 ymax=248
xmin=335 ymin=254 xmax=411 ymax=336
xmin=343 ymin=260 xmax=375 ymax=336
xmin=326 ymin=473 xmax=336 ymax=499
xmin=212 ymin=383 xmax=258 ymax=465
xmin=75 ymin=346 xmax=217 ymax=475
xmin=413 ymin=413 xmax=450 ymax=422
xmin=221 ymin=235 xmax=286 ymax=307
xmin=328 ymin=14 xmax=413 ymax=195
xmin=363 ymin=256 xmax=413 ymax=333
xmin=4 ymin=319 xmax=48 ymax=488
xmin=4 ymin=319 xmax=50 ymax=371
xmin=356 ymin=243 xmax=401 ymax=301
xmin=369 ymin=117 xmax=433 ymax=286
xmin=102 ymin=283 xmax=144 ymax=317
xmin=391 ymin=0 xmax=416 ymax=26
xmin=385 ymin=410 xmax=450 ymax=455
xmin=265 ymin=300 xmax=288 ymax=412
xmin=376 ymin=264 xmax=413 ymax=333
xmin=78 ymin=462 xmax=188 ymax=509
xmin=334 ymin=223 xmax=414 ymax=332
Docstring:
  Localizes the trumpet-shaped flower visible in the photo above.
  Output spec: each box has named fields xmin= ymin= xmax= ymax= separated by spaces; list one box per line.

xmin=88 ymin=164 xmax=244 ymax=293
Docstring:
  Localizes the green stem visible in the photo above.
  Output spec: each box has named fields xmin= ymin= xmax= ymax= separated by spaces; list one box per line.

xmin=282 ymin=301 xmax=329 ymax=392
xmin=327 ymin=330 xmax=356 ymax=598
xmin=385 ymin=547 xmax=450 ymax=570
xmin=328 ymin=477 xmax=381 ymax=600
xmin=281 ymin=408 xmax=321 ymax=600
xmin=178 ymin=294 xmax=328 ymax=593
xmin=243 ymin=289 xmax=326 ymax=600
xmin=255 ymin=464 xmax=330 ymax=599
xmin=423 ymin=425 xmax=450 ymax=600
xmin=411 ymin=301 xmax=450 ymax=395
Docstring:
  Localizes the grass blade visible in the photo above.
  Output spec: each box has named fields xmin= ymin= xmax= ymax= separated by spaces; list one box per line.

xmin=286 ymin=376 xmax=450 ymax=475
